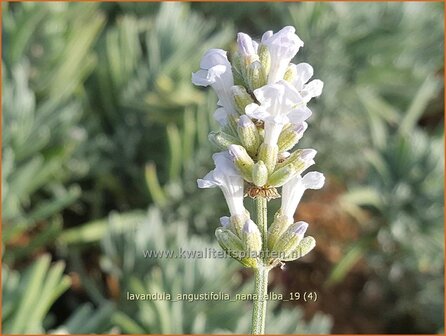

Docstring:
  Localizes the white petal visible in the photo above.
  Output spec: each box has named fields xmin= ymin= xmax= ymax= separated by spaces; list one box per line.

xmin=293 ymin=63 xmax=314 ymax=90
xmin=296 ymin=121 xmax=308 ymax=134
xmin=237 ymin=32 xmax=256 ymax=56
xmin=296 ymin=63 xmax=313 ymax=81
xmin=198 ymin=150 xmax=245 ymax=217
xmin=245 ymin=103 xmax=269 ymax=121
xmin=206 ymin=65 xmax=229 ymax=83
xmin=212 ymin=151 xmax=239 ymax=177
xmin=271 ymin=114 xmax=289 ymax=125
xmin=192 ymin=70 xmax=214 ymax=87
xmin=253 ymin=83 xmax=284 ymax=105
xmin=287 ymin=106 xmax=312 ymax=124
xmin=264 ymin=118 xmax=286 ymax=146
xmin=278 ymin=80 xmax=304 ymax=105
xmin=302 ymin=172 xmax=325 ymax=189
xmin=302 ymin=79 xmax=324 ymax=102
xmin=261 ymin=30 xmax=273 ymax=43
xmin=280 ymin=175 xmax=304 ymax=219
xmin=200 ymin=49 xmax=229 ymax=69
xmin=197 ymin=169 xmax=218 ymax=188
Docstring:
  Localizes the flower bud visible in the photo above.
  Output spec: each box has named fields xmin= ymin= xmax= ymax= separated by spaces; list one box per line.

xmin=208 ymin=131 xmax=240 ymax=150
xmin=230 ymin=52 xmax=246 ymax=86
xmin=252 ymin=160 xmax=268 ymax=187
xmin=271 ymin=221 xmax=308 ymax=258
xmin=232 ymin=86 xmax=255 ymax=114
xmin=237 ymin=33 xmax=256 ymax=56
xmin=267 ymin=212 xmax=293 ymax=251
xmin=216 ymin=227 xmax=257 ymax=267
xmin=278 ymin=122 xmax=308 ymax=152
xmin=258 ymin=143 xmax=278 ymax=173
xmin=226 ymin=114 xmax=239 ymax=136
xmin=288 ymin=221 xmax=309 ymax=237
xmin=219 ymin=216 xmax=230 ymax=228
xmin=215 ymin=227 xmax=245 ymax=258
xmin=237 ymin=115 xmax=260 ymax=156
xmin=247 ymin=61 xmax=267 ymax=91
xmin=242 ymin=219 xmax=262 ymax=255
xmin=275 ymin=148 xmax=316 ymax=173
xmin=268 ymin=164 xmax=296 ymax=187
xmin=230 ymin=213 xmax=247 ymax=237
xmin=228 ymin=144 xmax=255 ymax=182
xmin=282 ymin=236 xmax=316 ymax=261
xmin=237 ymin=32 xmax=259 ymax=65
xmin=258 ymin=43 xmax=271 ymax=76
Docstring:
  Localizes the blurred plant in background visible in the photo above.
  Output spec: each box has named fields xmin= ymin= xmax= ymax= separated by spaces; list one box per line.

xmin=2 ymin=2 xmax=104 ymax=264
xmin=2 ymin=1 xmax=444 ymax=334
xmin=335 ymin=80 xmax=444 ymax=332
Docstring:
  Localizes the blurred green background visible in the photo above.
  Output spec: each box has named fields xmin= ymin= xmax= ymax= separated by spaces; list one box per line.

xmin=2 ymin=1 xmax=444 ymax=334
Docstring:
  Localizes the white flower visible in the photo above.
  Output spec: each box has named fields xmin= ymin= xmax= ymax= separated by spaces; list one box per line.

xmin=280 ymin=171 xmax=325 ymax=220
xmin=261 ymin=26 xmax=304 ymax=84
xmin=192 ymin=49 xmax=236 ymax=115
xmin=245 ymin=80 xmax=311 ymax=146
xmin=288 ymin=63 xmax=324 ymax=103
xmin=197 ymin=151 xmax=245 ymax=216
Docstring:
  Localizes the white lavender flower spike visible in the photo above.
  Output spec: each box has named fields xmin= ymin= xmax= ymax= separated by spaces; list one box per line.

xmin=193 ymin=26 xmax=324 ymax=335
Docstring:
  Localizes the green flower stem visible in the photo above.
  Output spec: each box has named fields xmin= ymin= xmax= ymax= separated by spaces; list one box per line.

xmin=257 ymin=197 xmax=268 ymax=249
xmin=251 ymin=197 xmax=269 ymax=334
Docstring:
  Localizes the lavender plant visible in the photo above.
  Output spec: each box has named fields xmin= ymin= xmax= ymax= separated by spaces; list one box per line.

xmin=192 ymin=26 xmax=324 ymax=334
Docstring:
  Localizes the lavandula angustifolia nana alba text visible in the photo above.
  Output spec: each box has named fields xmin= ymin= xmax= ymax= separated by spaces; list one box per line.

xmin=193 ymin=26 xmax=324 ymax=335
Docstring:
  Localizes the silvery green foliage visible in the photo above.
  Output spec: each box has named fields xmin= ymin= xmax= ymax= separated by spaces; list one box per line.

xmin=83 ymin=2 xmax=234 ymax=215
xmin=2 ymin=0 xmax=104 ymax=260
xmin=337 ymin=82 xmax=444 ymax=331
xmin=2 ymin=63 xmax=85 ymax=253
xmin=2 ymin=255 xmax=71 ymax=333
xmin=50 ymin=303 xmax=116 ymax=334
xmin=2 ymin=254 xmax=116 ymax=334
xmin=2 ymin=2 xmax=104 ymax=98
xmin=283 ymin=2 xmax=443 ymax=176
